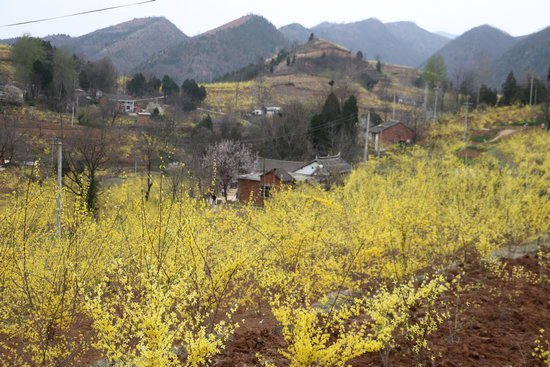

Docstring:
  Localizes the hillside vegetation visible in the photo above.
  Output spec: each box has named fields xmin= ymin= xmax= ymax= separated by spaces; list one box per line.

xmin=134 ymin=15 xmax=289 ymax=83
xmin=0 ymin=105 xmax=549 ymax=366
xmin=281 ymin=18 xmax=450 ymax=68
xmin=0 ymin=44 xmax=14 ymax=82
xmin=46 ymin=17 xmax=188 ymax=74
xmin=493 ymin=26 xmax=550 ymax=88
xmin=427 ymin=25 xmax=518 ymax=86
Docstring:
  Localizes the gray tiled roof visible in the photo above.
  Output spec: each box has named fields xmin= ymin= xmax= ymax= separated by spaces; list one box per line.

xmin=254 ymin=157 xmax=306 ymax=173
xmin=369 ymin=120 xmax=413 ymax=134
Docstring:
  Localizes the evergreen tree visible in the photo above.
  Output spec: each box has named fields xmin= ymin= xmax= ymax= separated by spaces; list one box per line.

xmin=479 ymin=84 xmax=498 ymax=106
xmin=78 ymin=69 xmax=90 ymax=91
xmin=127 ymin=73 xmax=147 ymax=96
xmin=147 ymin=76 xmax=161 ymax=96
xmin=321 ymin=92 xmax=341 ymax=122
xmin=309 ymin=113 xmax=329 ymax=154
xmin=309 ymin=92 xmax=341 ymax=155
xmin=500 ymin=71 xmax=518 ymax=106
xmin=369 ymin=108 xmax=383 ymax=125
xmin=161 ymin=75 xmax=179 ymax=98
xmin=192 ymin=114 xmax=213 ymax=134
xmin=341 ymin=95 xmax=358 ymax=135
xmin=181 ymin=79 xmax=206 ymax=103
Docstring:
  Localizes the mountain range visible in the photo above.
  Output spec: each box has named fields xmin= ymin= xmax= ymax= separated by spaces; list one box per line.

xmin=1 ymin=15 xmax=549 ymax=88
xmin=280 ymin=18 xmax=450 ymax=67
xmin=133 ymin=15 xmax=289 ymax=83
xmin=45 ymin=17 xmax=187 ymax=75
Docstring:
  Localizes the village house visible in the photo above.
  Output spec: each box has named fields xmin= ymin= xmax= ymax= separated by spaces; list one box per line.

xmin=237 ymin=154 xmax=351 ymax=204
xmin=101 ymin=94 xmax=165 ymax=114
xmin=369 ymin=120 xmax=415 ymax=146
xmin=237 ymin=168 xmax=296 ymax=205
xmin=101 ymin=94 xmax=137 ymax=113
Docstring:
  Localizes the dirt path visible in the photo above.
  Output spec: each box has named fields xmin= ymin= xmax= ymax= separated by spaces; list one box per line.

xmin=488 ymin=128 xmax=518 ymax=142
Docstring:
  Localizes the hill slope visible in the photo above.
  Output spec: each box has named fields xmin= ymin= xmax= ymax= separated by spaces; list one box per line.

xmin=426 ymin=25 xmax=518 ymax=87
xmin=278 ymin=23 xmax=312 ymax=45
xmin=493 ymin=26 xmax=550 ymax=87
xmin=385 ymin=21 xmax=449 ymax=62
xmin=46 ymin=17 xmax=188 ymax=74
xmin=280 ymin=19 xmax=449 ymax=67
xmin=134 ymin=15 xmax=289 ymax=83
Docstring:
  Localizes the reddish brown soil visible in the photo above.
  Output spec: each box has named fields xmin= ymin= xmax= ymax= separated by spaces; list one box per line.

xmin=213 ymin=251 xmax=550 ymax=367
xmin=3 ymin=250 xmax=549 ymax=366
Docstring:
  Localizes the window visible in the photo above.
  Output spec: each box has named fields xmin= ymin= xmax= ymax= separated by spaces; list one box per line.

xmin=260 ymin=183 xmax=272 ymax=198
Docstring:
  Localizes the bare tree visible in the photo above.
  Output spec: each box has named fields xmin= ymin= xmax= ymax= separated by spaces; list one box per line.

xmin=63 ymin=129 xmax=111 ymax=212
xmin=0 ymin=114 xmax=19 ymax=166
xmin=245 ymin=102 xmax=313 ymax=160
xmin=137 ymin=132 xmax=163 ymax=201
xmin=201 ymin=140 xmax=256 ymax=199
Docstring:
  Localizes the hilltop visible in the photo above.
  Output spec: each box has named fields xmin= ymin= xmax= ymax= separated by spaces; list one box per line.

xmin=493 ymin=26 xmax=550 ymax=88
xmin=44 ymin=17 xmax=188 ymax=74
xmin=2 ymin=13 xmax=549 ymax=91
xmin=426 ymin=25 xmax=518 ymax=86
xmin=280 ymin=18 xmax=450 ymax=67
xmin=133 ymin=15 xmax=289 ymax=83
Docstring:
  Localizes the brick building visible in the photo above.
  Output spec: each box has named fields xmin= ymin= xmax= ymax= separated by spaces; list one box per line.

xmin=237 ymin=168 xmax=295 ymax=205
xmin=369 ymin=120 xmax=414 ymax=145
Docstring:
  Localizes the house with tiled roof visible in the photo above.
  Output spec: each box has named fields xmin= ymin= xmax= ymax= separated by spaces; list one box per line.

xmin=237 ymin=154 xmax=351 ymax=204
xmin=369 ymin=120 xmax=414 ymax=145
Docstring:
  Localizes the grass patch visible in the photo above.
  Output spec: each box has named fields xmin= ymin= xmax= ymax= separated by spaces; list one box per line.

xmin=464 ymin=145 xmax=487 ymax=151
xmin=470 ymin=133 xmax=495 ymax=143
xmin=498 ymin=117 xmax=544 ymax=127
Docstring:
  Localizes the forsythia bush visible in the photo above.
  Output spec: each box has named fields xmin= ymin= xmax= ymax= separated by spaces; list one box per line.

xmin=0 ymin=106 xmax=549 ymax=365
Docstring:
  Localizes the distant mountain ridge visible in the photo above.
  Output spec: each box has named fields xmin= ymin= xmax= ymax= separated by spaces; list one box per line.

xmin=279 ymin=19 xmax=450 ymax=67
xmin=493 ymin=26 xmax=550 ymax=88
xmin=45 ymin=17 xmax=188 ymax=74
xmin=427 ymin=25 xmax=518 ymax=86
xmin=133 ymin=15 xmax=289 ymax=83
xmin=2 ymin=15 xmax=549 ymax=90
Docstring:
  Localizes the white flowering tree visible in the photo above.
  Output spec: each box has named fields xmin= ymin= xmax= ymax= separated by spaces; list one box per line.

xmin=201 ymin=140 xmax=256 ymax=199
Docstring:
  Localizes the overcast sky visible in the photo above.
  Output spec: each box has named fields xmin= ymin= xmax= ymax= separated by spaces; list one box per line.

xmin=1 ymin=0 xmax=549 ymax=39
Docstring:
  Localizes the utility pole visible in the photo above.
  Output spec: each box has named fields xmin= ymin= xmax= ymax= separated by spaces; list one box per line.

xmin=433 ymin=86 xmax=440 ymax=123
xmin=56 ymin=141 xmax=62 ymax=241
xmin=463 ymin=101 xmax=471 ymax=142
xmin=363 ymin=111 xmax=370 ymax=167
xmin=529 ymin=73 xmax=534 ymax=106
xmin=392 ymin=94 xmax=396 ymax=120
xmin=377 ymin=131 xmax=382 ymax=159
xmin=423 ymin=85 xmax=428 ymax=124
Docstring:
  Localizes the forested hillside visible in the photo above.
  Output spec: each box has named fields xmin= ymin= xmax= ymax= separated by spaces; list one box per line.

xmin=134 ymin=15 xmax=289 ymax=83
xmin=45 ymin=17 xmax=187 ymax=74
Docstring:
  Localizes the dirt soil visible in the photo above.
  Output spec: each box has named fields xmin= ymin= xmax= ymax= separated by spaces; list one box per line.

xmin=488 ymin=128 xmax=519 ymax=143
xmin=7 ymin=247 xmax=548 ymax=367
xmin=213 ymin=249 xmax=550 ymax=367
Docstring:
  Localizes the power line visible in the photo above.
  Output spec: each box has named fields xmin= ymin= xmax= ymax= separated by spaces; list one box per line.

xmin=1 ymin=0 xmax=156 ymax=28
xmin=8 ymin=113 xmax=359 ymax=149
xmin=239 ymin=115 xmax=357 ymax=144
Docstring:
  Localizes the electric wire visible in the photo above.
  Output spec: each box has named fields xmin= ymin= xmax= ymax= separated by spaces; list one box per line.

xmin=1 ymin=0 xmax=156 ymax=28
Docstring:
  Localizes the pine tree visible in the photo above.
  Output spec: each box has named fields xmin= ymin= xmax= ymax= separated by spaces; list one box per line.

xmin=341 ymin=95 xmax=358 ymax=135
xmin=500 ymin=71 xmax=518 ymax=106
